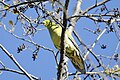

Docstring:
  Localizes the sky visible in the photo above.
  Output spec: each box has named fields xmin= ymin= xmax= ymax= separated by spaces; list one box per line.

xmin=0 ymin=0 xmax=120 ymax=80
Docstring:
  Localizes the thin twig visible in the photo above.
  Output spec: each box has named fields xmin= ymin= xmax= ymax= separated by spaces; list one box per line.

xmin=0 ymin=61 xmax=5 ymax=68
xmin=5 ymin=29 xmax=59 ymax=66
xmin=69 ymin=71 xmax=104 ymax=76
xmin=73 ymin=31 xmax=102 ymax=67
xmin=0 ymin=44 xmax=34 ymax=80
xmin=0 ymin=68 xmax=39 ymax=80
xmin=81 ymin=0 xmax=111 ymax=15
xmin=106 ymin=41 xmax=120 ymax=69
xmin=0 ymin=0 xmax=47 ymax=11
xmin=84 ymin=28 xmax=106 ymax=59
xmin=3 ymin=24 xmax=55 ymax=53
xmin=72 ymin=0 xmax=111 ymax=22
xmin=68 ymin=13 xmax=118 ymax=19
xmin=68 ymin=13 xmax=120 ymax=23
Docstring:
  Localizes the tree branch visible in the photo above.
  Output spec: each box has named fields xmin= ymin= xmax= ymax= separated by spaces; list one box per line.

xmin=57 ymin=0 xmax=69 ymax=80
xmin=69 ymin=71 xmax=104 ymax=76
xmin=68 ymin=13 xmax=120 ymax=24
xmin=0 ymin=0 xmax=48 ymax=11
xmin=68 ymin=0 xmax=82 ymax=33
xmin=0 ymin=68 xmax=39 ymax=80
xmin=68 ymin=13 xmax=120 ymax=20
xmin=84 ymin=28 xmax=107 ymax=59
xmin=81 ymin=0 xmax=111 ymax=15
xmin=0 ymin=44 xmax=34 ymax=80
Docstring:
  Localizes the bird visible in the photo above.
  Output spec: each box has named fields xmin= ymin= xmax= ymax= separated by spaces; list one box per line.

xmin=42 ymin=20 xmax=86 ymax=73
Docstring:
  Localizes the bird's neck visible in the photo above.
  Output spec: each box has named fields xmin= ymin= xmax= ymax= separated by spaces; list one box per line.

xmin=48 ymin=25 xmax=61 ymax=31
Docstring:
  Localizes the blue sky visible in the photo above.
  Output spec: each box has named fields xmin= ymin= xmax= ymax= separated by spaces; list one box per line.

xmin=0 ymin=0 xmax=120 ymax=80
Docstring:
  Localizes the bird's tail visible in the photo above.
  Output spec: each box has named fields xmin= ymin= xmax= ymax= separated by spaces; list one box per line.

xmin=69 ymin=54 xmax=86 ymax=74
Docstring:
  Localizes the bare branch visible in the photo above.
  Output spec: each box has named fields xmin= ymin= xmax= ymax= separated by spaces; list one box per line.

xmin=0 ymin=68 xmax=39 ymax=80
xmin=84 ymin=28 xmax=107 ymax=59
xmin=68 ymin=0 xmax=82 ymax=33
xmin=57 ymin=0 xmax=69 ymax=80
xmin=0 ymin=0 xmax=48 ymax=11
xmin=82 ymin=0 xmax=111 ymax=15
xmin=0 ymin=44 xmax=34 ymax=80
xmin=69 ymin=71 xmax=104 ymax=76
xmin=68 ymin=14 xmax=120 ymax=23
xmin=3 ymin=26 xmax=59 ymax=66
xmin=69 ymin=13 xmax=120 ymax=19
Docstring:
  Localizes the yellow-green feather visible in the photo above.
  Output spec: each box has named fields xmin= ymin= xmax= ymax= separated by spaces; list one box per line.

xmin=43 ymin=20 xmax=85 ymax=73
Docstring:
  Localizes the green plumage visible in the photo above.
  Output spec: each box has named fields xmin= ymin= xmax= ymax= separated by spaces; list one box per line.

xmin=42 ymin=20 xmax=86 ymax=73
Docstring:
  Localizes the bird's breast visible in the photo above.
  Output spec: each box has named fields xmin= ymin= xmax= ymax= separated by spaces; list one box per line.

xmin=49 ymin=28 xmax=61 ymax=50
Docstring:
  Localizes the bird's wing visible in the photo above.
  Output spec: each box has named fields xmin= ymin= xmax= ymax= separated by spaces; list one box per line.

xmin=66 ymin=30 xmax=86 ymax=73
xmin=66 ymin=30 xmax=81 ymax=53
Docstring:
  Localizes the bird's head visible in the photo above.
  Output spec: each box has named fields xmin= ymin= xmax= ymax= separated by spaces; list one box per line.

xmin=42 ymin=20 xmax=55 ymax=28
